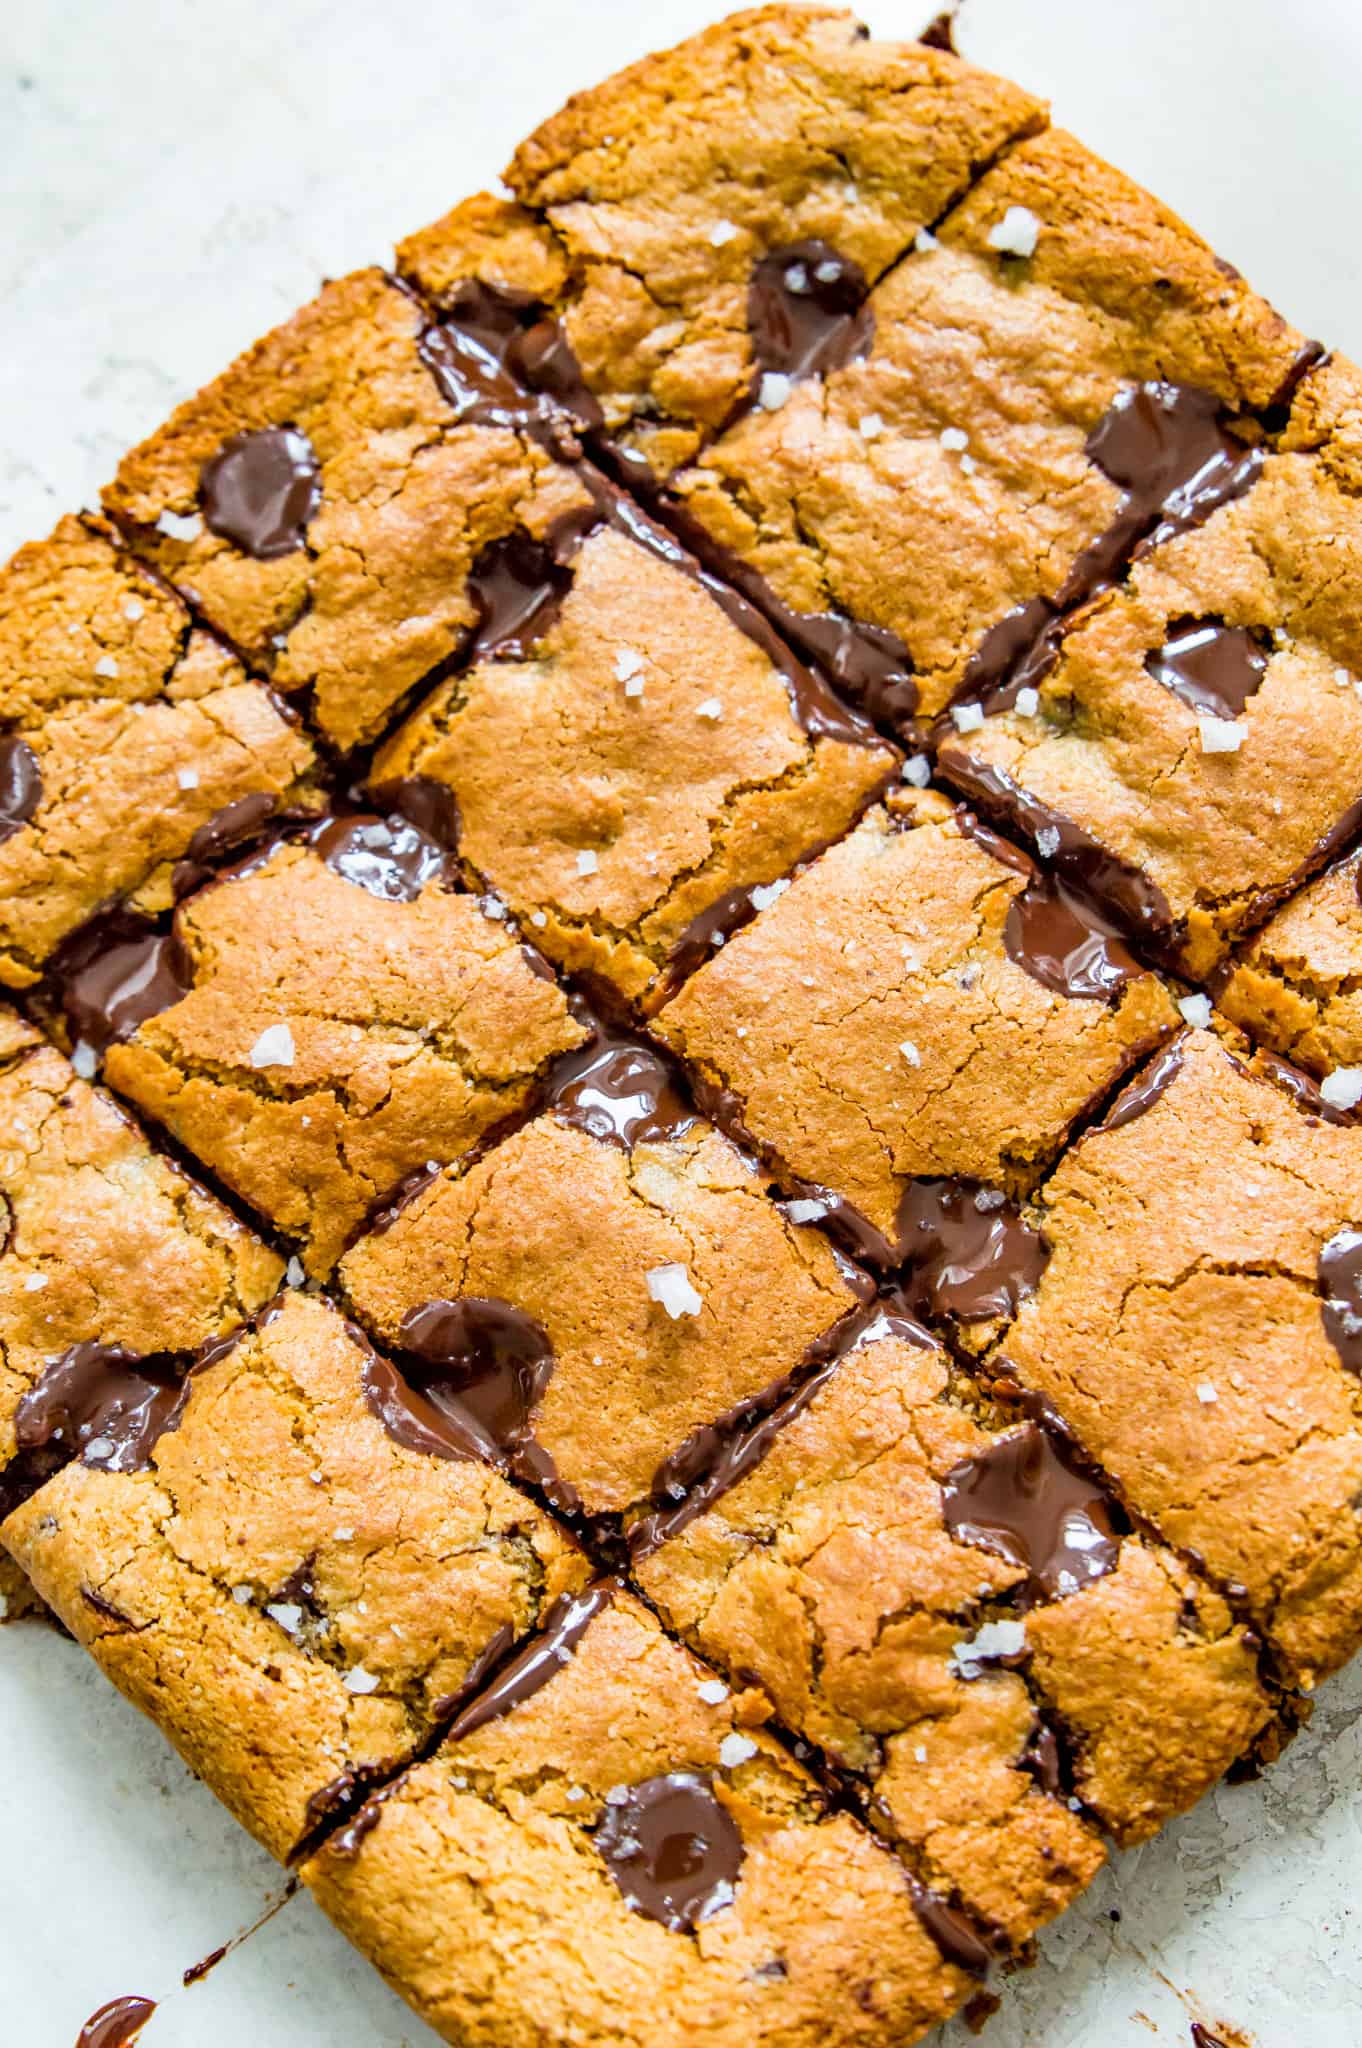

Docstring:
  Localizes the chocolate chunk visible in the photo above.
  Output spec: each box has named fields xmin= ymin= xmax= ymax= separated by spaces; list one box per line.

xmin=395 ymin=1297 xmax=555 ymax=1472
xmin=1090 ymin=1036 xmax=1186 ymax=1136
xmin=911 ymin=1890 xmax=994 ymax=1978
xmin=749 ymin=242 xmax=874 ymax=381
xmin=595 ymin=1771 xmax=745 ymax=1931
xmin=509 ymin=317 xmax=606 ymax=432
xmin=172 ymin=789 xmax=284 ymax=899
xmin=1003 ymin=873 xmax=1144 ymax=1001
xmin=1085 ymin=382 xmax=1263 ymax=564
xmin=917 ymin=10 xmax=958 ymax=51
xmin=467 ymin=529 xmax=580 ymax=661
xmin=200 ymin=426 xmax=321 ymax=558
xmin=371 ymin=774 xmax=462 ymax=851
xmin=1318 ymin=1227 xmax=1362 ymax=1371
xmin=1145 ymin=619 xmax=1268 ymax=719
xmin=418 ymin=321 xmax=540 ymax=431
xmin=62 ymin=925 xmax=192 ymax=1053
xmin=1020 ymin=1717 xmax=1066 ymax=1797
xmin=941 ymin=1422 xmax=1120 ymax=1602
xmin=0 ymin=734 xmax=42 ymax=845
xmin=309 ymin=812 xmax=452 ymax=903
xmin=445 ymin=1579 xmax=619 ymax=1741
xmin=15 ymin=1342 xmax=186 ymax=1474
xmin=896 ymin=1179 xmax=1048 ymax=1323
xmin=547 ymin=1035 xmax=696 ymax=1150
xmin=75 ymin=1997 xmax=158 ymax=2048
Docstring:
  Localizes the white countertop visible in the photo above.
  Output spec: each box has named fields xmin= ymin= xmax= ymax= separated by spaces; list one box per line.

xmin=2 ymin=2 xmax=1360 ymax=2042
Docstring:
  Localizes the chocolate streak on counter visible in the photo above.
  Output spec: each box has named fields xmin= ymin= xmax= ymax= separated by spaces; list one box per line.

xmin=950 ymin=381 xmax=1265 ymax=719
xmin=75 ymin=1996 xmax=158 ymax=2048
xmin=181 ymin=1877 xmax=299 ymax=1984
xmin=630 ymin=1291 xmax=936 ymax=1558
xmin=0 ymin=733 xmax=42 ymax=843
xmin=1189 ymin=2027 xmax=1232 ymax=2048
xmin=941 ymin=1422 xmax=1121 ymax=1604
xmin=595 ymin=1771 xmax=745 ymax=1931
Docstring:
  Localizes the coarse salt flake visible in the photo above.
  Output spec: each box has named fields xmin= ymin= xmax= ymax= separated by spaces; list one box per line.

xmin=858 ymin=411 xmax=885 ymax=441
xmin=951 ymin=1618 xmax=1026 ymax=1678
xmin=697 ymin=1678 xmax=730 ymax=1705
xmin=157 ymin=508 xmax=203 ymax=542
xmin=1321 ymin=1066 xmax=1362 ymax=1111
xmin=575 ymin=849 xmax=599 ymax=877
xmin=914 ymin=227 xmax=939 ymax=253
xmin=1196 ymin=1381 xmax=1219 ymax=1404
xmin=987 ymin=205 xmax=1040 ymax=258
xmin=899 ymin=1040 xmax=921 ymax=1067
xmin=266 ymin=1602 xmax=304 ymax=1636
xmin=123 ymin=599 xmax=144 ymax=622
xmin=231 ymin=1584 xmax=253 ymax=1605
xmin=709 ymin=218 xmax=740 ymax=246
xmin=332 ymin=1528 xmax=355 ymax=1543
xmin=250 ymin=1022 xmax=295 ymax=1068
xmin=1178 ymin=994 xmax=1213 ymax=1030
xmin=23 ymin=1272 xmax=47 ymax=1292
xmin=285 ymin=1256 xmax=306 ymax=1289
xmin=1035 ymin=826 xmax=1061 ymax=860
xmin=950 ymin=701 xmax=985 ymax=734
xmin=94 ymin=654 xmax=119 ymax=679
xmin=757 ymin=372 xmax=793 ymax=411
xmin=939 ymin=426 xmax=969 ymax=453
xmin=530 ymin=910 xmax=548 ymax=927
xmin=646 ymin=1263 xmax=703 ymax=1320
xmin=1198 ymin=715 xmax=1244 ymax=754
xmin=1014 ymin=686 xmax=1039 ymax=717
xmin=749 ymin=879 xmax=789 ymax=912
xmin=696 ymin=697 xmax=724 ymax=721
xmin=343 ymin=1665 xmax=382 ymax=1695
xmin=615 ymin=648 xmax=645 ymax=683
xmin=785 ymin=1197 xmax=829 ymax=1224
xmin=71 ymin=1041 xmax=98 ymax=1080
xmin=719 ymin=1732 xmax=758 ymax=1769
xmin=902 ymin=753 xmax=931 ymax=788
xmin=177 ymin=766 xmax=200 ymax=790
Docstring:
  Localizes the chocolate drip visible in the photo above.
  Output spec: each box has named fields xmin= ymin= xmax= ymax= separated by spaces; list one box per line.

xmin=1318 ymin=1227 xmax=1362 ymax=1371
xmin=0 ymin=734 xmax=42 ymax=844
xmin=1145 ymin=619 xmax=1267 ymax=719
xmin=1259 ymin=337 xmax=1329 ymax=434
xmin=445 ymin=1579 xmax=619 ymax=1741
xmin=595 ymin=1771 xmax=745 ymax=1931
xmin=75 ymin=1997 xmax=158 ymax=2048
xmin=62 ymin=924 xmax=192 ymax=1052
xmin=749 ymin=242 xmax=874 ymax=382
xmin=546 ymin=1034 xmax=696 ymax=1150
xmin=895 ymin=1179 xmax=1047 ymax=1324
xmin=429 ymin=1622 xmax=518 ymax=1723
xmin=939 ymin=756 xmax=1175 ymax=941
xmin=941 ymin=1422 xmax=1120 ymax=1603
xmin=1089 ymin=1036 xmax=1185 ymax=1138
xmin=629 ymin=1290 xmax=935 ymax=1558
xmin=200 ymin=426 xmax=321 ymax=558
xmin=467 ymin=527 xmax=581 ymax=661
xmin=368 ymin=774 xmax=461 ymax=851
xmin=1003 ymin=873 xmax=1144 ymax=1002
xmin=14 ymin=1342 xmax=186 ymax=1476
xmin=911 ymin=1889 xmax=994 ymax=1978
xmin=309 ymin=811 xmax=452 ymax=902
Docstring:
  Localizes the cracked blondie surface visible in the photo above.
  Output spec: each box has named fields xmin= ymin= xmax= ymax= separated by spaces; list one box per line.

xmin=0 ymin=515 xmax=318 ymax=987
xmin=7 ymin=7 xmax=1362 ymax=2043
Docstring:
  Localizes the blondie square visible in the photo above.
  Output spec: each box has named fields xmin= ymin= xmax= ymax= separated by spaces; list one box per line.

xmin=303 ymin=1584 xmax=976 ymax=2048
xmin=2 ymin=1291 xmax=588 ymax=1861
xmin=60 ymin=811 xmax=585 ymax=1274
xmin=1215 ymin=847 xmax=1362 ymax=1084
xmin=0 ymin=514 xmax=318 ymax=987
xmin=655 ymin=791 xmax=1177 ymax=1301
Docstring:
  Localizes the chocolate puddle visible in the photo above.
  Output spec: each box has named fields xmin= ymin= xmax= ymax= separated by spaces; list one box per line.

xmin=595 ymin=1771 xmax=745 ymax=1931
xmin=941 ymin=1421 xmax=1121 ymax=1603
xmin=75 ymin=1996 xmax=158 ymax=2048
xmin=200 ymin=426 xmax=321 ymax=558
xmin=1145 ymin=619 xmax=1267 ymax=719
xmin=749 ymin=242 xmax=874 ymax=382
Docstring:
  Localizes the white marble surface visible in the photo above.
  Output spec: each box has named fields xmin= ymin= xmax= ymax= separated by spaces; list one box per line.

xmin=2 ymin=2 xmax=1361 ymax=2042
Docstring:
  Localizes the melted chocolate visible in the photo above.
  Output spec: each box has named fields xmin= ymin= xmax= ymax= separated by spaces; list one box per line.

xmin=1318 ymin=1227 xmax=1362 ymax=1371
xmin=200 ymin=426 xmax=321 ymax=558
xmin=0 ymin=733 xmax=42 ymax=843
xmin=75 ymin=1996 xmax=158 ymax=2048
xmin=664 ymin=885 xmax=768 ymax=986
xmin=62 ymin=926 xmax=192 ymax=1053
xmin=896 ymin=1179 xmax=1048 ymax=1323
xmin=171 ymin=790 xmax=283 ymax=897
xmin=956 ymin=597 xmax=1064 ymax=717
xmin=467 ymin=528 xmax=580 ymax=661
xmin=445 ymin=1579 xmax=618 ymax=1741
xmin=1091 ymin=1036 xmax=1186 ymax=1136
xmin=14 ymin=1342 xmax=186 ymax=1475
xmin=911 ymin=1890 xmax=994 ymax=1978
xmin=309 ymin=812 xmax=452 ymax=902
xmin=595 ymin=1771 xmax=745 ymax=1931
xmin=1254 ymin=1047 xmax=1357 ymax=1128
xmin=1003 ymin=873 xmax=1144 ymax=1002
xmin=390 ymin=1298 xmax=555 ymax=1473
xmin=749 ymin=242 xmax=874 ymax=382
xmin=629 ymin=1290 xmax=936 ymax=1558
xmin=1145 ymin=619 xmax=1267 ymax=720
xmin=546 ymin=1034 xmax=696 ymax=1150
xmin=418 ymin=320 xmax=541 ymax=432
xmin=939 ymin=755 xmax=1175 ymax=941
xmin=941 ymin=1422 xmax=1120 ymax=1602
xmin=368 ymin=775 xmax=461 ymax=851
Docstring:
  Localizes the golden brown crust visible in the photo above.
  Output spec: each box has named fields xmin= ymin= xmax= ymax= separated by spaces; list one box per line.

xmin=1216 ymin=849 xmax=1362 ymax=1078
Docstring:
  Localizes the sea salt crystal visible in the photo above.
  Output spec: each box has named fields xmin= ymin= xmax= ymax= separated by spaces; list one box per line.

xmin=332 ymin=1528 xmax=355 ymax=1543
xmin=285 ymin=1257 xmax=306 ymax=1289
xmin=987 ymin=205 xmax=1040 ymax=258
xmin=646 ymin=1263 xmax=703 ymax=1319
xmin=914 ymin=227 xmax=939 ymax=253
xmin=709 ymin=218 xmax=740 ymax=247
xmin=343 ymin=1666 xmax=382 ymax=1695
xmin=575 ymin=849 xmax=599 ymax=876
xmin=960 ymin=453 xmax=977 ymax=474
xmin=615 ymin=648 xmax=645 ymax=683
xmin=951 ymin=701 xmax=985 ymax=734
xmin=696 ymin=697 xmax=724 ymax=721
xmin=1035 ymin=826 xmax=1061 ymax=859
xmin=530 ymin=910 xmax=547 ymax=927
xmin=1178 ymin=994 xmax=1213 ymax=1030
xmin=232 ymin=1584 xmax=253 ymax=1605
xmin=719 ymin=1732 xmax=758 ymax=1769
xmin=1198 ymin=715 xmax=1244 ymax=754
xmin=974 ymin=1188 xmax=1006 ymax=1212
xmin=902 ymin=753 xmax=931 ymax=788
xmin=939 ymin=427 xmax=969 ymax=453
xmin=858 ymin=412 xmax=885 ymax=441
xmin=914 ymin=1745 xmax=928 ymax=1764
xmin=250 ymin=1022 xmax=295 ymax=1068
xmin=697 ymin=1679 xmax=730 ymax=1705
xmin=951 ymin=1618 xmax=1026 ymax=1679
xmin=899 ymin=1040 xmax=921 ymax=1067
xmin=1196 ymin=1382 xmax=1219 ymax=1405
xmin=785 ymin=1198 xmax=829 ymax=1224
xmin=157 ymin=508 xmax=202 ymax=542
xmin=123 ymin=599 xmax=144 ymax=623
xmin=23 ymin=1273 xmax=47 ymax=1292
xmin=758 ymin=372 xmax=793 ymax=411
xmin=1014 ymin=687 xmax=1040 ymax=718
xmin=749 ymin=879 xmax=789 ymax=912
xmin=1321 ymin=1066 xmax=1362 ymax=1111
xmin=84 ymin=1436 xmax=115 ymax=1462
xmin=605 ymin=1785 xmax=630 ymax=1806
xmin=71 ymin=1041 xmax=98 ymax=1080
xmin=177 ymin=766 xmax=200 ymax=790
xmin=266 ymin=1602 xmax=304 ymax=1636
xmin=94 ymin=654 xmax=119 ymax=679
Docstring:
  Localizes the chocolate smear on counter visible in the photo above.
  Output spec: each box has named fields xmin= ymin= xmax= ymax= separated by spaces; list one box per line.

xmin=0 ymin=734 xmax=42 ymax=843
xmin=911 ymin=1888 xmax=995 ymax=1978
xmin=1145 ymin=619 xmax=1267 ymax=719
xmin=896 ymin=1179 xmax=1048 ymax=1323
xmin=749 ymin=241 xmax=874 ymax=382
xmin=309 ymin=811 xmax=453 ymax=902
xmin=941 ymin=1422 xmax=1120 ymax=1602
xmin=1090 ymin=1035 xmax=1186 ymax=1136
xmin=200 ymin=426 xmax=321 ymax=559
xmin=1004 ymin=873 xmax=1144 ymax=1002
xmin=14 ymin=1342 xmax=187 ymax=1477
xmin=181 ymin=1876 xmax=300 ymax=1980
xmin=445 ymin=1578 xmax=619 ymax=1741
xmin=61 ymin=923 xmax=193 ymax=1052
xmin=1318 ymin=1227 xmax=1362 ymax=1371
xmin=631 ymin=1290 xmax=935 ymax=1558
xmin=546 ymin=1034 xmax=696 ymax=1150
xmin=595 ymin=1771 xmax=745 ymax=1931
xmin=75 ymin=1996 xmax=158 ymax=2048
xmin=938 ymin=755 xmax=1175 ymax=941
